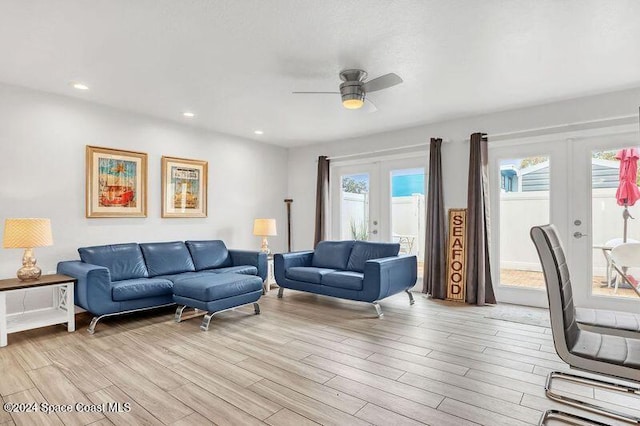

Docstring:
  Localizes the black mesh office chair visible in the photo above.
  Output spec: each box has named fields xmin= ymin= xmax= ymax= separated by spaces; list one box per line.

xmin=530 ymin=225 xmax=640 ymax=425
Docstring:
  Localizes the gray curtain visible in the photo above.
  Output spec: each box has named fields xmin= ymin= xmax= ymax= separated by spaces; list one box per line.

xmin=423 ymin=138 xmax=447 ymax=298
xmin=465 ymin=133 xmax=497 ymax=305
xmin=314 ymin=156 xmax=330 ymax=247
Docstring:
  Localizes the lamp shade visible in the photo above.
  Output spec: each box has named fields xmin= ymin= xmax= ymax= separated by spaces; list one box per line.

xmin=3 ymin=218 xmax=53 ymax=248
xmin=253 ymin=218 xmax=277 ymax=236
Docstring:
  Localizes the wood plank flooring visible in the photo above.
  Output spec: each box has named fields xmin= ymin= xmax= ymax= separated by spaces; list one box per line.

xmin=0 ymin=290 xmax=638 ymax=425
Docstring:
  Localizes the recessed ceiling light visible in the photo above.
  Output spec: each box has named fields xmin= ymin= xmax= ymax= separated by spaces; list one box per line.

xmin=254 ymin=130 xmax=264 ymax=135
xmin=183 ymin=112 xmax=195 ymax=118
xmin=71 ymin=82 xmax=89 ymax=90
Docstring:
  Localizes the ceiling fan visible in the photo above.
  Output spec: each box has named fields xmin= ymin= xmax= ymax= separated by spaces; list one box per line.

xmin=292 ymin=69 xmax=403 ymax=111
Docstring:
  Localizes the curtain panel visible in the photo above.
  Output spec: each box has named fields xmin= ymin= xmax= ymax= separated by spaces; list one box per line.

xmin=423 ymin=138 xmax=447 ymax=298
xmin=465 ymin=133 xmax=496 ymax=305
xmin=314 ymin=155 xmax=330 ymax=247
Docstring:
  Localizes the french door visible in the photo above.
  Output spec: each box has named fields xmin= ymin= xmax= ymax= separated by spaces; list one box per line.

xmin=489 ymin=141 xmax=569 ymax=307
xmin=330 ymin=155 xmax=428 ymax=278
xmin=490 ymin=128 xmax=640 ymax=312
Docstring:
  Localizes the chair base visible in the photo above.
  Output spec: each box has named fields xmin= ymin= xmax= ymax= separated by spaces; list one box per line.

xmin=543 ymin=370 xmax=640 ymax=425
xmin=539 ymin=409 xmax=611 ymax=426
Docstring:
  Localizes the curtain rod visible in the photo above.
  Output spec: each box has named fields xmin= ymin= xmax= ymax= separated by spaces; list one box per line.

xmin=327 ymin=113 xmax=638 ymax=161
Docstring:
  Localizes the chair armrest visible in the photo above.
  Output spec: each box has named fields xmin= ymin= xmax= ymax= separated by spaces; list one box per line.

xmin=228 ymin=250 xmax=268 ymax=281
xmin=57 ymin=260 xmax=114 ymax=315
xmin=274 ymin=251 xmax=314 ymax=282
xmin=364 ymin=255 xmax=417 ymax=301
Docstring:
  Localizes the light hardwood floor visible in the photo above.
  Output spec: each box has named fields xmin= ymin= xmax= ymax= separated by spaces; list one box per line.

xmin=0 ymin=290 xmax=638 ymax=425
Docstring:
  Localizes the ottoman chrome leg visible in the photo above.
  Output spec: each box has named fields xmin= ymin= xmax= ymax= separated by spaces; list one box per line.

xmin=406 ymin=290 xmax=415 ymax=305
xmin=174 ymin=305 xmax=187 ymax=323
xmin=373 ymin=302 xmax=383 ymax=318
xmin=254 ymin=303 xmax=261 ymax=315
xmin=200 ymin=313 xmax=214 ymax=332
xmin=277 ymin=287 xmax=284 ymax=298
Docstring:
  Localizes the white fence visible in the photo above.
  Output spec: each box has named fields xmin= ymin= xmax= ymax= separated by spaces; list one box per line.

xmin=500 ymin=188 xmax=640 ymax=275
xmin=340 ymin=192 xmax=425 ymax=257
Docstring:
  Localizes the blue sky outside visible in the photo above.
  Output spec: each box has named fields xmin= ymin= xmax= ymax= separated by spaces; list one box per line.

xmin=344 ymin=169 xmax=425 ymax=197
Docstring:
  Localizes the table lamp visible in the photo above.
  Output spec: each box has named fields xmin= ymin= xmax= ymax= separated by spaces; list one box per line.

xmin=253 ymin=218 xmax=277 ymax=254
xmin=3 ymin=218 xmax=53 ymax=281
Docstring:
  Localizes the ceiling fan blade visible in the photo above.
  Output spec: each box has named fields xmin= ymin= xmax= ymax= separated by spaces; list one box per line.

xmin=363 ymin=73 xmax=403 ymax=93
xmin=292 ymin=91 xmax=340 ymax=94
xmin=363 ymin=97 xmax=378 ymax=113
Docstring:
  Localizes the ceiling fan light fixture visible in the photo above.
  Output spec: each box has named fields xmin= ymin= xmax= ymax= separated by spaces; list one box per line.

xmin=342 ymin=98 xmax=364 ymax=109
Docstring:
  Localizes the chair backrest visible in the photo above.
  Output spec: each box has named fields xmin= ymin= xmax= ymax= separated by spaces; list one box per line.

xmin=530 ymin=225 xmax=580 ymax=359
xmin=610 ymin=243 xmax=640 ymax=268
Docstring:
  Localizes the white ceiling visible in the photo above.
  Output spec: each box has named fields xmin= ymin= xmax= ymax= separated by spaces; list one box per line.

xmin=1 ymin=1 xmax=639 ymax=147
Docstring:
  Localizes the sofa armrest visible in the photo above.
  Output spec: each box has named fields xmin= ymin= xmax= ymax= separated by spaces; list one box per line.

xmin=364 ymin=255 xmax=417 ymax=301
xmin=57 ymin=260 xmax=115 ymax=315
xmin=274 ymin=251 xmax=314 ymax=283
xmin=228 ymin=250 xmax=268 ymax=281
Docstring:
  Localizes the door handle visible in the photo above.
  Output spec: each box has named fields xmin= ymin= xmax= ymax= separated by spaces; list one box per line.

xmin=573 ymin=231 xmax=588 ymax=239
xmin=371 ymin=230 xmax=378 ymax=235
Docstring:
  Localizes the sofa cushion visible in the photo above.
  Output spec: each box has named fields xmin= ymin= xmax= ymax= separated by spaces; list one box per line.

xmin=172 ymin=273 xmax=263 ymax=301
xmin=286 ymin=267 xmax=336 ymax=284
xmin=347 ymin=241 xmax=400 ymax=272
xmin=111 ymin=278 xmax=173 ymax=301
xmin=311 ymin=241 xmax=355 ymax=270
xmin=140 ymin=242 xmax=196 ymax=277
xmin=186 ymin=240 xmax=232 ymax=271
xmin=211 ymin=265 xmax=258 ymax=276
xmin=79 ymin=243 xmax=148 ymax=282
xmin=322 ymin=271 xmax=364 ymax=291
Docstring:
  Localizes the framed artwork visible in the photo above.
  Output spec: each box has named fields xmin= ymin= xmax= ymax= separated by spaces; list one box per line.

xmin=161 ymin=156 xmax=208 ymax=218
xmin=86 ymin=146 xmax=147 ymax=218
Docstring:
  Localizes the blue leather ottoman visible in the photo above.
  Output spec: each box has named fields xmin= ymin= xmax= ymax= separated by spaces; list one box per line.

xmin=172 ymin=273 xmax=263 ymax=331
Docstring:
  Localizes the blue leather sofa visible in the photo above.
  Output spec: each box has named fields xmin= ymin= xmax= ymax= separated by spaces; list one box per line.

xmin=274 ymin=240 xmax=417 ymax=317
xmin=57 ymin=240 xmax=267 ymax=333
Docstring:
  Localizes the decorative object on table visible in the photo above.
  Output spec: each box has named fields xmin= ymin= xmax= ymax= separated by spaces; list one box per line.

xmin=615 ymin=147 xmax=640 ymax=242
xmin=446 ymin=209 xmax=467 ymax=302
xmin=284 ymin=199 xmax=293 ymax=252
xmin=161 ymin=156 xmax=208 ymax=218
xmin=2 ymin=218 xmax=53 ymax=281
xmin=86 ymin=145 xmax=147 ymax=218
xmin=253 ymin=218 xmax=277 ymax=254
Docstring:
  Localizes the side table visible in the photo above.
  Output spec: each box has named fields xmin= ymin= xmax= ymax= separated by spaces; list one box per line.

xmin=0 ymin=274 xmax=76 ymax=347
xmin=263 ymin=256 xmax=277 ymax=293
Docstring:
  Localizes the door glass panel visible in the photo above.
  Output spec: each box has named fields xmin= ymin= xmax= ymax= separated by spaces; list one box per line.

xmin=591 ymin=148 xmax=640 ymax=299
xmin=340 ymin=173 xmax=370 ymax=240
xmin=499 ymin=156 xmax=550 ymax=288
xmin=390 ymin=168 xmax=426 ymax=279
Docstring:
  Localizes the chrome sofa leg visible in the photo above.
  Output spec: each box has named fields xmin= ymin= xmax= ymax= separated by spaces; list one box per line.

xmin=200 ymin=313 xmax=214 ymax=332
xmin=544 ymin=370 xmax=640 ymax=424
xmin=87 ymin=316 xmax=101 ymax=335
xmin=277 ymin=287 xmax=284 ymax=298
xmin=174 ymin=305 xmax=187 ymax=323
xmin=406 ymin=290 xmax=415 ymax=305
xmin=254 ymin=303 xmax=261 ymax=315
xmin=373 ymin=302 xmax=383 ymax=318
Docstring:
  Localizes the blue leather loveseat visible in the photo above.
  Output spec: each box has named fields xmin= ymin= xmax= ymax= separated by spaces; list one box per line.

xmin=57 ymin=240 xmax=266 ymax=333
xmin=274 ymin=240 xmax=417 ymax=317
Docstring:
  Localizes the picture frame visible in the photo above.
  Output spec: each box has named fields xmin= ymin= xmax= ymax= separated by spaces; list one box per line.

xmin=161 ymin=156 xmax=208 ymax=218
xmin=86 ymin=145 xmax=147 ymax=218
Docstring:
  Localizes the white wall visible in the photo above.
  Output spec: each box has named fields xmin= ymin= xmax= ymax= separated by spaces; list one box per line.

xmin=0 ymin=84 xmax=288 ymax=312
xmin=287 ymin=87 xmax=640 ymax=251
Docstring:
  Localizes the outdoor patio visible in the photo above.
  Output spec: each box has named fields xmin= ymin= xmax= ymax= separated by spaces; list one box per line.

xmin=501 ymin=268 xmax=638 ymax=298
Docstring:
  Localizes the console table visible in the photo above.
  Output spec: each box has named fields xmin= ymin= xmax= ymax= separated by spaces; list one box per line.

xmin=0 ymin=274 xmax=76 ymax=347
